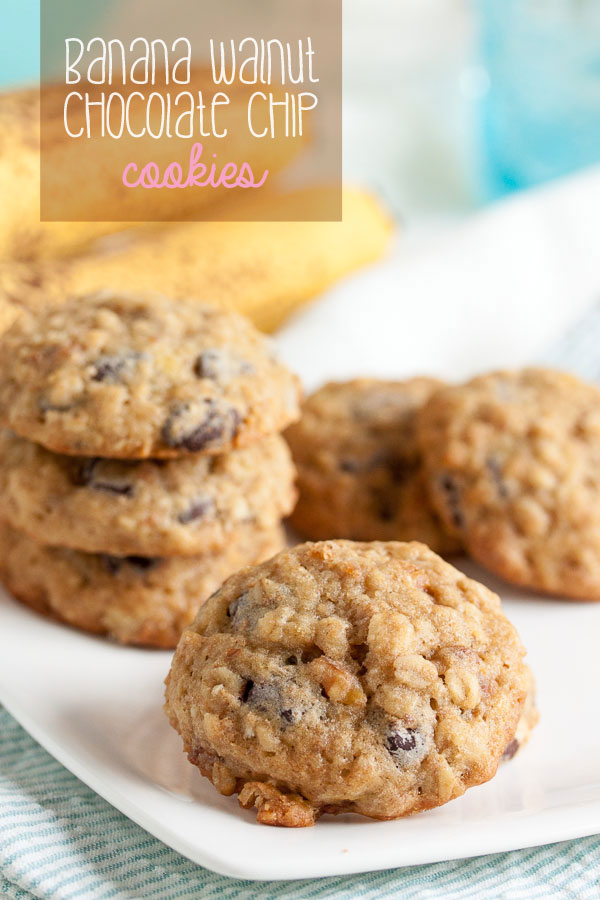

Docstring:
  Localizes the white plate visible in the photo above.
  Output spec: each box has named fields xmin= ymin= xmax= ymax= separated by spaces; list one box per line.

xmin=3 ymin=174 xmax=600 ymax=879
xmin=1 ymin=565 xmax=600 ymax=881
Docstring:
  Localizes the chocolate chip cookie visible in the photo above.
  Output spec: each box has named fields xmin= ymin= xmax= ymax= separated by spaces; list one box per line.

xmin=285 ymin=379 xmax=459 ymax=553
xmin=0 ymin=292 xmax=301 ymax=458
xmin=418 ymin=368 xmax=600 ymax=600
xmin=0 ymin=519 xmax=285 ymax=648
xmin=503 ymin=665 xmax=538 ymax=762
xmin=0 ymin=430 xmax=296 ymax=557
xmin=165 ymin=540 xmax=530 ymax=825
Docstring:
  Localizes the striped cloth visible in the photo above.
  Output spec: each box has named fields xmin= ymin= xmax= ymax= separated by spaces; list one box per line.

xmin=2 ymin=303 xmax=600 ymax=899
xmin=2 ymin=708 xmax=600 ymax=900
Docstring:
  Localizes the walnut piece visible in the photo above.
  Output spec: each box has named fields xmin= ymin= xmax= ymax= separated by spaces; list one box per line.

xmin=238 ymin=782 xmax=317 ymax=827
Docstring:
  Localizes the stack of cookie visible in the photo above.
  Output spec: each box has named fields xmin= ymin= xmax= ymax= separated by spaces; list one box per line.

xmin=0 ymin=291 xmax=301 ymax=646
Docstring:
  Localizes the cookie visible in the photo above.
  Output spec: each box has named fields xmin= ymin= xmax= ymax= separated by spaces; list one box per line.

xmin=0 ymin=292 xmax=301 ymax=458
xmin=418 ymin=368 xmax=600 ymax=600
xmin=165 ymin=540 xmax=529 ymax=825
xmin=285 ymin=379 xmax=459 ymax=553
xmin=0 ymin=519 xmax=285 ymax=648
xmin=503 ymin=665 xmax=538 ymax=761
xmin=0 ymin=430 xmax=296 ymax=557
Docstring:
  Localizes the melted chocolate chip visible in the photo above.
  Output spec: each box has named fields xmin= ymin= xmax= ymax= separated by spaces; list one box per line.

xmin=126 ymin=556 xmax=158 ymax=570
xmin=161 ymin=401 xmax=240 ymax=453
xmin=94 ymin=480 xmax=134 ymax=497
xmin=340 ymin=458 xmax=361 ymax=474
xmin=439 ymin=473 xmax=464 ymax=530
xmin=177 ymin=497 xmax=215 ymax=525
xmin=387 ymin=728 xmax=418 ymax=753
xmin=70 ymin=458 xmax=98 ymax=487
xmin=101 ymin=555 xmax=158 ymax=575
xmin=92 ymin=355 xmax=128 ymax=382
xmin=502 ymin=738 xmax=519 ymax=760
xmin=387 ymin=456 xmax=417 ymax=483
xmin=385 ymin=722 xmax=429 ymax=767
xmin=242 ymin=679 xmax=298 ymax=725
xmin=194 ymin=349 xmax=254 ymax=381
xmin=101 ymin=555 xmax=122 ymax=575
xmin=69 ymin=458 xmax=134 ymax=497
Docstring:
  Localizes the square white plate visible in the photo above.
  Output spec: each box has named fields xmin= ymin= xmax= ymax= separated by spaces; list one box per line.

xmin=2 ymin=172 xmax=600 ymax=879
xmin=1 ymin=565 xmax=599 ymax=881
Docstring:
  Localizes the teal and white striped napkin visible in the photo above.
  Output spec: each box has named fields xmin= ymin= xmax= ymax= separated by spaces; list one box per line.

xmin=2 ymin=706 xmax=600 ymax=899
xmin=3 ymin=301 xmax=600 ymax=899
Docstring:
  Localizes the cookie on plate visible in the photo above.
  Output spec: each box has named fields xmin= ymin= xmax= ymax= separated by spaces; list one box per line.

xmin=165 ymin=540 xmax=530 ymax=825
xmin=503 ymin=665 xmax=538 ymax=761
xmin=418 ymin=368 xmax=600 ymax=600
xmin=0 ymin=519 xmax=285 ymax=648
xmin=285 ymin=379 xmax=459 ymax=553
xmin=0 ymin=292 xmax=301 ymax=458
xmin=0 ymin=430 xmax=296 ymax=557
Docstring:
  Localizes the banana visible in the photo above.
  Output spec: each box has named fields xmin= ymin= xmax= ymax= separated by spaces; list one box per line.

xmin=0 ymin=186 xmax=392 ymax=332
xmin=0 ymin=77 xmax=302 ymax=261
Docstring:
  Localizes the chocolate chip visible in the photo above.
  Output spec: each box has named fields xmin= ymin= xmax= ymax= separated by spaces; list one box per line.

xmin=387 ymin=728 xmax=417 ymax=753
xmin=177 ymin=497 xmax=215 ymax=525
xmin=126 ymin=556 xmax=158 ymax=570
xmin=101 ymin=555 xmax=158 ymax=575
xmin=70 ymin=458 xmax=99 ymax=487
xmin=340 ymin=458 xmax=361 ymax=473
xmin=502 ymin=738 xmax=519 ymax=760
xmin=194 ymin=349 xmax=254 ymax=382
xmin=92 ymin=355 xmax=129 ymax=382
xmin=94 ymin=480 xmax=134 ymax=497
xmin=385 ymin=722 xmax=429 ymax=766
xmin=439 ymin=473 xmax=464 ymax=530
xmin=242 ymin=679 xmax=299 ymax=725
xmin=387 ymin=456 xmax=417 ymax=483
xmin=69 ymin=458 xmax=134 ymax=497
xmin=244 ymin=681 xmax=274 ymax=709
xmin=161 ymin=400 xmax=240 ymax=453
xmin=101 ymin=555 xmax=123 ymax=575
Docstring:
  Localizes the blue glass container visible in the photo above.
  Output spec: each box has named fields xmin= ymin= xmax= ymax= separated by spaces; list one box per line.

xmin=479 ymin=0 xmax=600 ymax=197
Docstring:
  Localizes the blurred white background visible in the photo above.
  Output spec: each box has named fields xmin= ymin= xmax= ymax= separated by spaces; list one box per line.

xmin=343 ymin=0 xmax=481 ymax=236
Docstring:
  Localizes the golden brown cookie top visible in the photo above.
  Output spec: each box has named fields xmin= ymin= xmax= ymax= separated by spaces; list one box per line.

xmin=418 ymin=367 xmax=600 ymax=599
xmin=0 ymin=291 xmax=301 ymax=458
xmin=166 ymin=539 xmax=529 ymax=824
